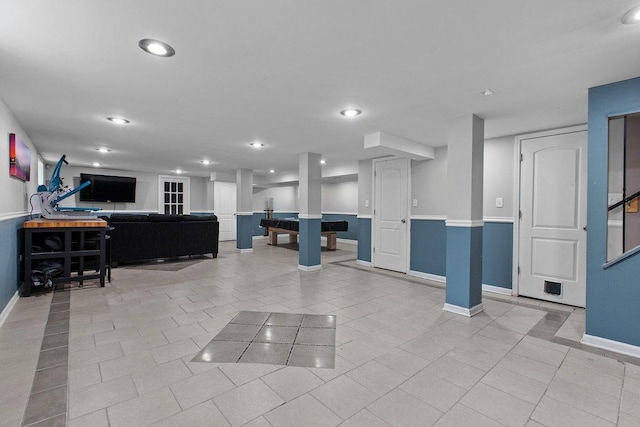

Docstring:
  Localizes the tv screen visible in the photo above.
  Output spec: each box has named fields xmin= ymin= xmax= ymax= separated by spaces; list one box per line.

xmin=79 ymin=173 xmax=136 ymax=203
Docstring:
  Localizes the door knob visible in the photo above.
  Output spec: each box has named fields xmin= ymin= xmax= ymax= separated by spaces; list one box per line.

xmin=401 ymin=219 xmax=406 ymax=223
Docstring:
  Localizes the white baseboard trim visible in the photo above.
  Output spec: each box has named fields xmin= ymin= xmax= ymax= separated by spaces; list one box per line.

xmin=356 ymin=260 xmax=372 ymax=267
xmin=410 ymin=215 xmax=447 ymax=221
xmin=443 ymin=302 xmax=484 ymax=317
xmin=446 ymin=219 xmax=484 ymax=228
xmin=483 ymin=216 xmax=514 ymax=223
xmin=237 ymin=248 xmax=253 ymax=253
xmin=482 ymin=284 xmax=513 ymax=295
xmin=0 ymin=291 xmax=20 ymax=328
xmin=408 ymin=271 xmax=446 ymax=283
xmin=322 ymin=212 xmax=357 ymax=216
xmin=298 ymin=214 xmax=322 ymax=219
xmin=407 ymin=272 xmax=512 ymax=296
xmin=581 ymin=334 xmax=640 ymax=359
xmin=298 ymin=264 xmax=322 ymax=272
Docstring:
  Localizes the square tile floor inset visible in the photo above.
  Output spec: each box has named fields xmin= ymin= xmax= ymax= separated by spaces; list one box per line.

xmin=215 ymin=324 xmax=262 ymax=342
xmin=255 ymin=326 xmax=299 ymax=344
xmin=266 ymin=313 xmax=303 ymax=327
xmin=302 ymin=314 xmax=336 ymax=328
xmin=193 ymin=311 xmax=336 ymax=368
xmin=295 ymin=328 xmax=336 ymax=346
xmin=239 ymin=342 xmax=293 ymax=365
xmin=230 ymin=311 xmax=271 ymax=325
xmin=192 ymin=340 xmax=250 ymax=363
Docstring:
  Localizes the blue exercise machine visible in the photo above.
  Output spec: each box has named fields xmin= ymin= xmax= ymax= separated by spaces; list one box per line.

xmin=32 ymin=155 xmax=100 ymax=219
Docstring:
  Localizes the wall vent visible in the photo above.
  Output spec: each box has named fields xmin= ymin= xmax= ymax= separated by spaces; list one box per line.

xmin=544 ymin=280 xmax=562 ymax=296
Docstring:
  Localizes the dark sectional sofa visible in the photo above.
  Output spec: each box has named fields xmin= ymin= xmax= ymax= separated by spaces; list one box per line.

xmin=107 ymin=213 xmax=219 ymax=265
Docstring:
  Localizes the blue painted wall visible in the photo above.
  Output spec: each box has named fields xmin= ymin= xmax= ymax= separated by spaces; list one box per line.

xmin=252 ymin=212 xmax=266 ymax=236
xmin=0 ymin=215 xmax=33 ymax=312
xmin=446 ymin=226 xmax=483 ymax=309
xmin=299 ymin=218 xmax=321 ymax=267
xmin=357 ymin=218 xmax=371 ymax=262
xmin=482 ymin=222 xmax=513 ymax=289
xmin=410 ymin=219 xmax=513 ymax=289
xmin=410 ymin=219 xmax=447 ymax=276
xmin=236 ymin=215 xmax=253 ymax=250
xmin=587 ymin=77 xmax=640 ymax=346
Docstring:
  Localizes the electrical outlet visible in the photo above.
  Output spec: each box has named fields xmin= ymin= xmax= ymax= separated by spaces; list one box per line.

xmin=496 ymin=197 xmax=504 ymax=208
xmin=608 ymin=193 xmax=623 ymax=205
xmin=412 ymin=199 xmax=418 ymax=207
xmin=364 ymin=200 xmax=369 ymax=207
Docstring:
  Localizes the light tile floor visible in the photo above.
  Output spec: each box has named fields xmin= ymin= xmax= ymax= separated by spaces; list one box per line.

xmin=2 ymin=239 xmax=640 ymax=426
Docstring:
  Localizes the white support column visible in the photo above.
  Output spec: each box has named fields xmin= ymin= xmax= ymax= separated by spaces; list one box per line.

xmin=444 ymin=114 xmax=485 ymax=316
xmin=298 ymin=152 xmax=322 ymax=270
xmin=236 ymin=168 xmax=253 ymax=252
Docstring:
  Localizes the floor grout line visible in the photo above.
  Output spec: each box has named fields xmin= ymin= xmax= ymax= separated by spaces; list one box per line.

xmin=21 ymin=288 xmax=70 ymax=427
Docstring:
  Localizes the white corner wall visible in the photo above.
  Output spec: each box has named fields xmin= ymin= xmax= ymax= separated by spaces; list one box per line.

xmin=252 ymin=186 xmax=299 ymax=212
xmin=322 ymin=178 xmax=358 ymax=213
xmin=0 ymin=97 xmax=40 ymax=217
xmin=411 ymin=146 xmax=448 ymax=217
xmin=251 ymin=179 xmax=359 ymax=214
xmin=410 ymin=139 xmax=515 ymax=219
xmin=483 ymin=136 xmax=515 ymax=219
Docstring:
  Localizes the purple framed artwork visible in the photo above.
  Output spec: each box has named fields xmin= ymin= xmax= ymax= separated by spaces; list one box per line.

xmin=9 ymin=133 xmax=31 ymax=181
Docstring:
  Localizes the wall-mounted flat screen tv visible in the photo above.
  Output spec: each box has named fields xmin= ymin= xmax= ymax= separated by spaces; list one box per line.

xmin=79 ymin=173 xmax=136 ymax=203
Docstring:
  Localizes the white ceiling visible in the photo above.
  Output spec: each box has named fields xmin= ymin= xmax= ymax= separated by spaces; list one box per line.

xmin=1 ymin=0 xmax=639 ymax=178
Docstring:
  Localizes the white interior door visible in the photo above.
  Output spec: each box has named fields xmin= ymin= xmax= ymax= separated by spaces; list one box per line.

xmin=214 ymin=181 xmax=237 ymax=241
xmin=374 ymin=158 xmax=409 ymax=272
xmin=518 ymin=130 xmax=587 ymax=307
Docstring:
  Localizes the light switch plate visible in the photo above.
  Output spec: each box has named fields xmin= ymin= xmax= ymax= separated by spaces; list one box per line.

xmin=496 ymin=197 xmax=503 ymax=208
xmin=412 ymin=199 xmax=418 ymax=207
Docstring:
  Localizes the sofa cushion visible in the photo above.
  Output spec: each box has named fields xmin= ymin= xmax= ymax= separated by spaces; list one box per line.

xmin=149 ymin=214 xmax=183 ymax=222
xmin=182 ymin=214 xmax=217 ymax=221
xmin=110 ymin=214 xmax=149 ymax=223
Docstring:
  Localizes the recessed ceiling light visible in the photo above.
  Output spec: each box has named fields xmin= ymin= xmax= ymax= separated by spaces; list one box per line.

xmin=621 ymin=5 xmax=640 ymax=24
xmin=201 ymin=160 xmax=211 ymax=165
xmin=107 ymin=117 xmax=129 ymax=125
xmin=320 ymin=159 xmax=327 ymax=164
xmin=340 ymin=109 xmax=361 ymax=117
xmin=96 ymin=148 xmax=111 ymax=153
xmin=175 ymin=169 xmax=183 ymax=174
xmin=269 ymin=169 xmax=275 ymax=173
xmin=250 ymin=142 xmax=264 ymax=148
xmin=479 ymin=88 xmax=493 ymax=96
xmin=138 ymin=39 xmax=176 ymax=57
xmin=92 ymin=162 xmax=101 ymax=167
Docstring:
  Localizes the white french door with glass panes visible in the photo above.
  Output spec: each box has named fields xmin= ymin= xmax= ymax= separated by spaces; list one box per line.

xmin=158 ymin=176 xmax=190 ymax=215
